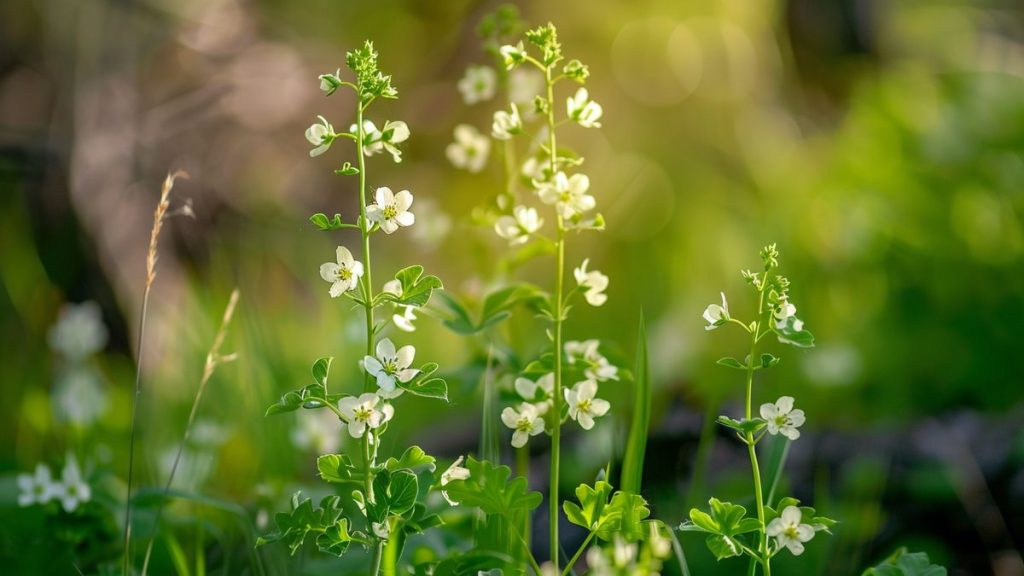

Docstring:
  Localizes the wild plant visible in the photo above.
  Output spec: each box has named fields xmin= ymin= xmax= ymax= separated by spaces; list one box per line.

xmin=680 ymin=244 xmax=835 ymax=575
xmin=257 ymin=41 xmax=450 ymax=575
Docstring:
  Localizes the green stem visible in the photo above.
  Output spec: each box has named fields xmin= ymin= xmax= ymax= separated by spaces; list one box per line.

xmin=510 ymin=522 xmax=544 ymax=576
xmin=356 ymin=103 xmax=375 ymax=393
xmin=516 ymin=445 xmax=531 ymax=560
xmin=744 ymin=281 xmax=770 ymax=576
xmin=561 ymin=531 xmax=595 ymax=576
xmin=370 ymin=541 xmax=384 ymax=576
xmin=542 ymin=63 xmax=566 ymax=571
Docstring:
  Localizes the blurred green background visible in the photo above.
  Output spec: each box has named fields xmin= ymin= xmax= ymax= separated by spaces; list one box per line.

xmin=1 ymin=0 xmax=1023 ymax=574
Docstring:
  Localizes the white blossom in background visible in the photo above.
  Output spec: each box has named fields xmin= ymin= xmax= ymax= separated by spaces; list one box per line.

xmin=509 ymin=68 xmax=544 ymax=109
xmin=520 ymin=156 xmax=553 ymax=182
xmin=564 ymin=380 xmax=610 ymax=430
xmin=514 ymin=373 xmax=554 ymax=401
xmin=495 ymin=206 xmax=543 ymax=245
xmin=536 ymin=172 xmax=595 ymax=218
xmin=17 ymin=463 xmax=58 ymax=507
xmin=760 ymin=396 xmax=806 ymax=440
xmin=305 ymin=115 xmax=335 ymax=157
xmin=565 ymin=340 xmax=618 ymax=382
xmin=353 ymin=120 xmax=410 ymax=162
xmin=567 ymin=87 xmax=603 ymax=128
xmin=320 ymin=246 xmax=364 ymax=297
xmin=408 ymin=198 xmax=452 ymax=249
xmin=363 ymin=338 xmax=419 ymax=398
xmin=446 ymin=124 xmax=491 ymax=173
xmin=574 ymin=259 xmax=609 ymax=306
xmin=440 ymin=456 xmax=471 ymax=506
xmin=290 ymin=409 xmax=341 ymax=454
xmin=457 ymin=65 xmax=497 ymax=104
xmin=491 ymin=103 xmax=523 ymax=140
xmin=366 ymin=187 xmax=415 ymax=234
xmin=48 ymin=301 xmax=108 ymax=360
xmin=55 ymin=454 xmax=91 ymax=513
xmin=766 ymin=506 xmax=815 ymax=555
xmin=337 ymin=393 xmax=394 ymax=439
xmin=501 ymin=403 xmax=545 ymax=448
xmin=702 ymin=292 xmax=730 ymax=330
xmin=52 ymin=367 xmax=108 ymax=426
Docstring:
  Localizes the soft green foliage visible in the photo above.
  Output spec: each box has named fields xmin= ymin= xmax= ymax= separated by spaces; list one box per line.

xmin=256 ymin=494 xmax=360 ymax=557
xmin=681 ymin=498 xmax=761 ymax=560
xmin=441 ymin=456 xmax=542 ymax=519
xmin=862 ymin=548 xmax=948 ymax=576
xmin=620 ymin=313 xmax=651 ymax=494
xmin=378 ymin=265 xmax=443 ymax=307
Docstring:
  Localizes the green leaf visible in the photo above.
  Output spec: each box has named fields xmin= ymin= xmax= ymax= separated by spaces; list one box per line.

xmin=437 ymin=284 xmax=545 ymax=335
xmin=317 ymin=454 xmax=363 ymax=485
xmin=334 ymin=161 xmax=359 ymax=176
xmin=401 ymin=502 xmax=443 ymax=536
xmin=380 ymin=265 xmax=444 ymax=307
xmin=705 ymin=534 xmax=743 ymax=560
xmin=621 ymin=312 xmax=650 ymax=495
xmin=385 ymin=469 xmax=419 ymax=515
xmin=257 ymin=493 xmax=350 ymax=556
xmin=861 ymin=548 xmax=947 ymax=576
xmin=716 ymin=357 xmax=746 ymax=370
xmin=265 ymin=382 xmax=330 ymax=416
xmin=774 ymin=316 xmax=815 ymax=348
xmin=398 ymin=376 xmax=448 ymax=401
xmin=436 ymin=293 xmax=477 ymax=335
xmin=563 ymin=480 xmax=614 ymax=531
xmin=383 ymin=445 xmax=436 ymax=474
xmin=311 ymin=357 xmax=332 ymax=388
xmin=441 ymin=457 xmax=542 ymax=519
xmin=760 ymin=353 xmax=780 ymax=369
xmin=595 ymin=491 xmax=650 ymax=542
xmin=682 ymin=498 xmax=759 ymax=538
xmin=315 ymin=519 xmax=352 ymax=556
xmin=716 ymin=416 xmax=766 ymax=436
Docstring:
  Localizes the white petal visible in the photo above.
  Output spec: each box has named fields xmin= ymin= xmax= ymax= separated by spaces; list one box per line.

xmin=590 ymin=398 xmax=611 ymax=417
xmin=375 ymin=187 xmax=394 ymax=207
xmin=394 ymin=190 xmax=413 ymax=212
xmin=788 ymin=409 xmax=806 ymax=427
xmin=363 ymin=356 xmax=384 ymax=376
xmin=511 ymin=430 xmax=527 ymax=448
xmin=396 ymin=368 xmax=419 ymax=383
xmin=575 ymin=380 xmax=598 ymax=400
xmin=348 ymin=420 xmax=366 ymax=438
xmin=329 ymin=281 xmax=345 ymax=298
xmin=501 ymin=407 xmax=520 ymax=429
xmin=395 ymin=211 xmax=415 ymax=227
xmin=320 ymin=262 xmax=340 ymax=282
xmin=776 ymin=396 xmax=795 ymax=414
xmin=376 ymin=338 xmax=396 ymax=360
xmin=336 ymin=246 xmax=354 ymax=267
xmin=760 ymin=403 xmax=779 ymax=420
xmin=578 ymin=413 xmax=595 ymax=430
xmin=514 ymin=378 xmax=537 ymax=400
xmin=781 ymin=506 xmax=802 ymax=525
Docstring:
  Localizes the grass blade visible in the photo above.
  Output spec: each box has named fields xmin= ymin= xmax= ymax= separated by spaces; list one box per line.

xmin=620 ymin=311 xmax=650 ymax=494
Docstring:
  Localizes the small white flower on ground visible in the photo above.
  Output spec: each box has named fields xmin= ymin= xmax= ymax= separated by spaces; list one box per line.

xmin=440 ymin=456 xmax=471 ymax=506
xmin=567 ymin=88 xmax=603 ymax=128
xmin=565 ymin=380 xmax=610 ymax=430
xmin=564 ymin=340 xmax=618 ymax=381
xmin=17 ymin=463 xmax=58 ymax=507
xmin=491 ymin=103 xmax=523 ymax=140
xmin=703 ymin=292 xmax=730 ymax=330
xmin=514 ymin=373 xmax=554 ymax=401
xmin=574 ymin=259 xmax=609 ymax=306
xmin=760 ymin=396 xmax=806 ymax=440
xmin=766 ymin=505 xmax=815 ymax=556
xmin=537 ymin=171 xmax=595 ymax=218
xmin=48 ymin=301 xmax=108 ymax=360
xmin=501 ymin=403 xmax=545 ymax=448
xmin=446 ymin=124 xmax=491 ymax=173
xmin=509 ymin=68 xmax=544 ymax=108
xmin=320 ymin=246 xmax=364 ymax=298
xmin=363 ymin=337 xmax=419 ymax=397
xmin=305 ymin=115 xmax=335 ymax=157
xmin=457 ymin=65 xmax=496 ymax=104
xmin=55 ymin=454 xmax=91 ymax=513
xmin=499 ymin=42 xmax=526 ymax=69
xmin=366 ymin=187 xmax=415 ymax=234
xmin=495 ymin=206 xmax=543 ymax=245
xmin=337 ymin=393 xmax=394 ymax=439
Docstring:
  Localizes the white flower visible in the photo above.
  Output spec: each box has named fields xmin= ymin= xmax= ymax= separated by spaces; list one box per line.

xmin=457 ymin=65 xmax=496 ymax=104
xmin=760 ymin=396 xmax=806 ymax=441
xmin=499 ymin=42 xmax=526 ymax=69
xmin=446 ymin=124 xmax=491 ymax=173
xmin=363 ymin=337 xmax=419 ymax=397
xmin=337 ymin=393 xmax=395 ymax=439
xmin=564 ymin=340 xmax=618 ymax=382
xmin=319 ymin=69 xmax=342 ymax=95
xmin=703 ymin=292 xmax=730 ymax=330
xmin=372 ymin=521 xmax=391 ymax=539
xmin=565 ymin=380 xmax=610 ymax=430
xmin=440 ymin=456 xmax=471 ymax=506
xmin=495 ymin=206 xmax=543 ymax=245
xmin=54 ymin=454 xmax=91 ymax=513
xmin=567 ymin=88 xmax=603 ymax=128
xmin=48 ymin=301 xmax=108 ymax=360
xmin=536 ymin=171 xmax=595 ymax=218
xmin=509 ymin=68 xmax=544 ymax=108
xmin=766 ymin=506 xmax=815 ymax=556
xmin=491 ymin=103 xmax=523 ymax=140
xmin=52 ymin=367 xmax=108 ymax=426
xmin=366 ymin=187 xmax=415 ymax=234
xmin=514 ymin=373 xmax=554 ymax=401
xmin=381 ymin=280 xmax=417 ymax=332
xmin=774 ymin=299 xmax=798 ymax=329
xmin=17 ymin=463 xmax=58 ymax=507
xmin=574 ymin=259 xmax=609 ymax=307
xmin=353 ymin=120 xmax=410 ymax=162
xmin=319 ymin=246 xmax=364 ymax=298
xmin=501 ymin=403 xmax=545 ymax=448
xmin=305 ymin=115 xmax=335 ymax=157
xmin=521 ymin=156 xmax=553 ymax=182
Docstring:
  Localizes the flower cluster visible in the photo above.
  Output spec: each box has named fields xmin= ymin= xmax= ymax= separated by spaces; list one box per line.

xmin=17 ymin=454 xmax=91 ymax=513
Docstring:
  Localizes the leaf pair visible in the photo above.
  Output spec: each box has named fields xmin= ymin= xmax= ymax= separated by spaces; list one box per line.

xmin=563 ymin=480 xmax=651 ymax=542
xmin=679 ymin=498 xmax=761 ymax=560
xmin=439 ymin=283 xmax=545 ymax=335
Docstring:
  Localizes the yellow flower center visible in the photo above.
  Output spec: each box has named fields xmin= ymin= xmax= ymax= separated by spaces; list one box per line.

xmin=383 ymin=205 xmax=398 ymax=220
xmin=354 ymin=406 xmax=372 ymax=423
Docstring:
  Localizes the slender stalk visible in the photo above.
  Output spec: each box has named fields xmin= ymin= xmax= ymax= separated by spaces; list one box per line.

xmin=744 ymin=281 xmax=770 ymax=576
xmin=123 ymin=171 xmax=187 ymax=576
xmin=510 ymin=522 xmax=544 ymax=576
xmin=141 ymin=289 xmax=240 ymax=576
xmin=544 ymin=63 xmax=566 ymax=571
xmin=356 ymin=104 xmax=376 ymax=394
xmin=370 ymin=542 xmax=384 ymax=575
xmin=561 ymin=531 xmax=595 ymax=576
